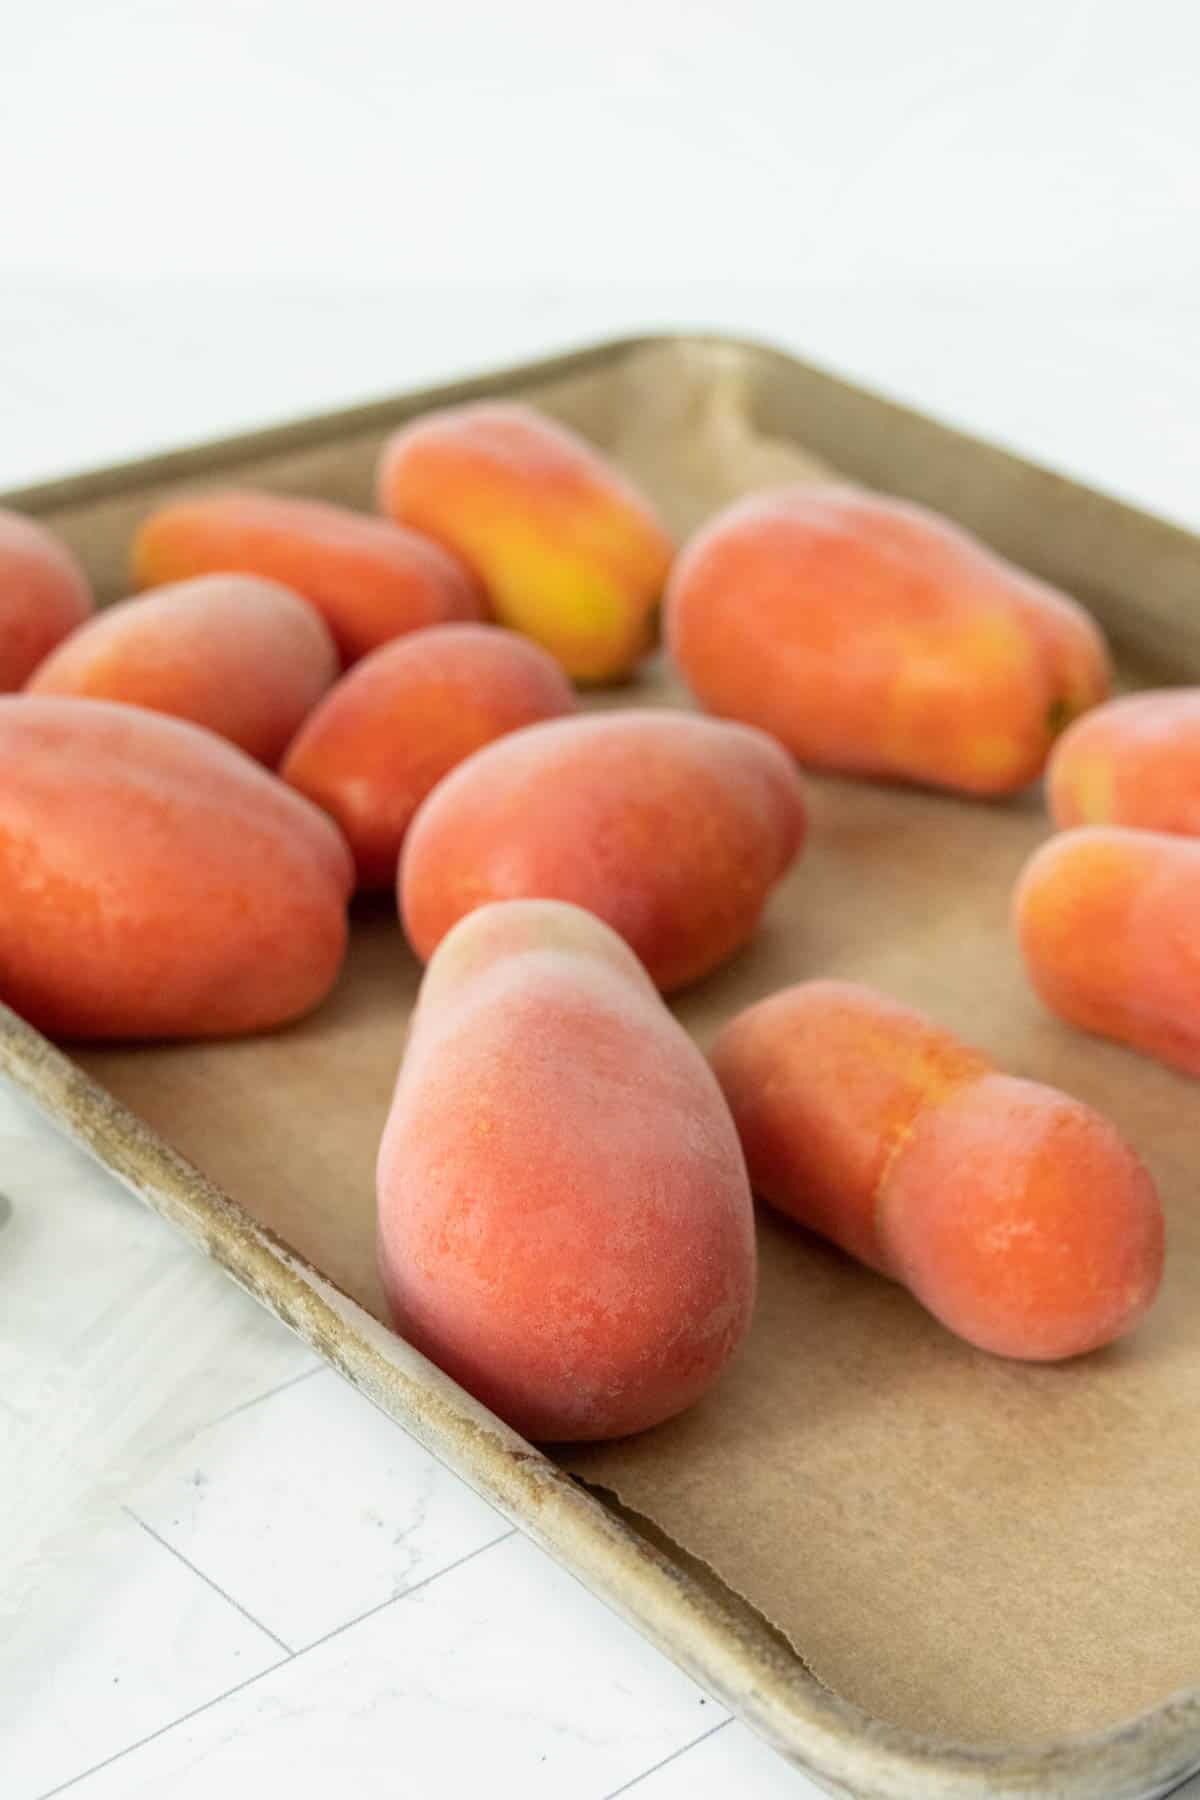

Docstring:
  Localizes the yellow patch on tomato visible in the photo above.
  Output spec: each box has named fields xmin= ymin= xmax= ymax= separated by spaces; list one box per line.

xmin=1070 ymin=755 xmax=1114 ymax=824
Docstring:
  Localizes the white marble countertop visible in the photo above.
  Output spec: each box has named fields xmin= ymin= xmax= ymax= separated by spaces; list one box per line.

xmin=4 ymin=2 xmax=1200 ymax=1793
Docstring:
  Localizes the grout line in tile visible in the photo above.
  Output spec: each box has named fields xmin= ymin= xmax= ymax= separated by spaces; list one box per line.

xmin=293 ymin=1524 xmax=519 ymax=1658
xmin=33 ymin=1652 xmax=293 ymax=1800
xmin=206 ymin=1362 xmax=326 ymax=1428
xmin=149 ymin=1363 xmax=325 ymax=1454
xmin=122 ymin=1509 xmax=294 ymax=1655
xmin=602 ymin=1716 xmax=733 ymax=1799
xmin=36 ymin=1526 xmax=520 ymax=1800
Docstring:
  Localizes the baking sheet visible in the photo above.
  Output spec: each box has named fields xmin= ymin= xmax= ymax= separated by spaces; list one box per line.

xmin=7 ymin=338 xmax=1200 ymax=1794
xmin=74 ymin=706 xmax=1200 ymax=1746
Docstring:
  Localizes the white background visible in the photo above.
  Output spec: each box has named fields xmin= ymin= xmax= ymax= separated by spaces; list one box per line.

xmin=3 ymin=3 xmax=1200 ymax=1797
xmin=3 ymin=0 xmax=1199 ymax=525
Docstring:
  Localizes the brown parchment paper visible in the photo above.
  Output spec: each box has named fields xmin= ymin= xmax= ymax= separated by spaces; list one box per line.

xmin=40 ymin=342 xmax=1200 ymax=1750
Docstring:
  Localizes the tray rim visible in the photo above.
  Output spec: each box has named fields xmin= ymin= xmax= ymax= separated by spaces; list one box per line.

xmin=7 ymin=329 xmax=1199 ymax=565
xmin=4 ymin=329 xmax=1199 ymax=1800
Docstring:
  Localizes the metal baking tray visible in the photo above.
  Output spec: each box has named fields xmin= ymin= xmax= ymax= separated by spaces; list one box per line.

xmin=4 ymin=333 xmax=1199 ymax=1800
